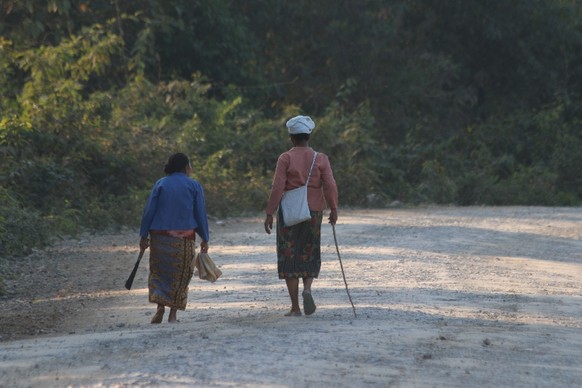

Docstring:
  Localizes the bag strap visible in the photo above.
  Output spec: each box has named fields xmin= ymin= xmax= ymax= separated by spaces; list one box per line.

xmin=305 ymin=151 xmax=318 ymax=186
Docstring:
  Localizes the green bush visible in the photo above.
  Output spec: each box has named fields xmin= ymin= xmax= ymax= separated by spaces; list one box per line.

xmin=0 ymin=192 xmax=51 ymax=257
xmin=416 ymin=160 xmax=457 ymax=204
xmin=490 ymin=165 xmax=559 ymax=205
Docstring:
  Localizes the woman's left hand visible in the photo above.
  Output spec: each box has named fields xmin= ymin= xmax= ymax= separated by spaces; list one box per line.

xmin=200 ymin=241 xmax=209 ymax=253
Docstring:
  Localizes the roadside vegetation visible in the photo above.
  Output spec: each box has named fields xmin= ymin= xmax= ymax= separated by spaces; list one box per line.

xmin=1 ymin=0 xmax=581 ymax=265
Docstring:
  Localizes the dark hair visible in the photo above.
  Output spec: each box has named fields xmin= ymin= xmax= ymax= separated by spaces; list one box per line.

xmin=290 ymin=133 xmax=310 ymax=142
xmin=164 ymin=153 xmax=190 ymax=175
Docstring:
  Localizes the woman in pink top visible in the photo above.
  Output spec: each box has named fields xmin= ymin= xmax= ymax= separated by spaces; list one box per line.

xmin=264 ymin=115 xmax=338 ymax=317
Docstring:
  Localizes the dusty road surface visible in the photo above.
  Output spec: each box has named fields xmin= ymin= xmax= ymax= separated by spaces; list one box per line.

xmin=0 ymin=207 xmax=581 ymax=387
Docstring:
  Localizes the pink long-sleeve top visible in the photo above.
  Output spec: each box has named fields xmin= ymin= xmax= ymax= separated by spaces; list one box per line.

xmin=266 ymin=147 xmax=338 ymax=216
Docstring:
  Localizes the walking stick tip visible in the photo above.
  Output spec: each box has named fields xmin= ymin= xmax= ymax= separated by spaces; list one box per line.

xmin=331 ymin=222 xmax=357 ymax=318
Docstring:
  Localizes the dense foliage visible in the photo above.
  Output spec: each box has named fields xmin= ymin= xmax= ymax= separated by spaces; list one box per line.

xmin=1 ymin=0 xmax=581 ymax=258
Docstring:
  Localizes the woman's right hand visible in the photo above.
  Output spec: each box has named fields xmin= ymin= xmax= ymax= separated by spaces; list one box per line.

xmin=200 ymin=241 xmax=209 ymax=253
xmin=264 ymin=214 xmax=273 ymax=234
xmin=328 ymin=209 xmax=338 ymax=225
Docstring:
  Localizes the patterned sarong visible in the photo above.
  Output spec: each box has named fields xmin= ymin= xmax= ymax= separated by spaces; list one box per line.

xmin=148 ymin=234 xmax=195 ymax=310
xmin=276 ymin=208 xmax=323 ymax=279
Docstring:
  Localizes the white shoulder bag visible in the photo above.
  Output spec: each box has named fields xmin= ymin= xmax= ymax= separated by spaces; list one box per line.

xmin=280 ymin=151 xmax=318 ymax=227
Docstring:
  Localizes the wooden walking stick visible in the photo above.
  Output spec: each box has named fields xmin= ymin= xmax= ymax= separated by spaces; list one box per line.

xmin=125 ymin=248 xmax=145 ymax=290
xmin=331 ymin=223 xmax=357 ymax=318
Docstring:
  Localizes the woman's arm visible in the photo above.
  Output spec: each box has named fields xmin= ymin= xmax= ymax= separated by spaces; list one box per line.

xmin=320 ymin=154 xmax=339 ymax=212
xmin=265 ymin=153 xmax=290 ymax=216
xmin=139 ymin=181 xmax=161 ymax=238
xmin=193 ymin=183 xmax=210 ymax=243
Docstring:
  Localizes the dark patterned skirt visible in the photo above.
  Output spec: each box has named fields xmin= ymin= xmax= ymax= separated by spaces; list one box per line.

xmin=277 ymin=208 xmax=323 ymax=279
xmin=148 ymin=234 xmax=195 ymax=310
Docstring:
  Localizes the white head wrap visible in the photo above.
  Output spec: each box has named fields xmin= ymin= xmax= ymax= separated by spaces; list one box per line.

xmin=286 ymin=115 xmax=315 ymax=135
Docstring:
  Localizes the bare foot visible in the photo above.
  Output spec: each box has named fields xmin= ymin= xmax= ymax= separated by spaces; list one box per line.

xmin=284 ymin=310 xmax=302 ymax=317
xmin=151 ymin=306 xmax=165 ymax=324
xmin=302 ymin=290 xmax=316 ymax=316
xmin=168 ymin=308 xmax=178 ymax=323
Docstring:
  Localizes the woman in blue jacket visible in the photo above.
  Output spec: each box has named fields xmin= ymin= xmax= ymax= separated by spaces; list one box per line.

xmin=139 ymin=153 xmax=210 ymax=323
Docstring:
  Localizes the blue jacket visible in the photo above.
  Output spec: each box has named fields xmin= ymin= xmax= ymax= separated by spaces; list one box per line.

xmin=139 ymin=172 xmax=210 ymax=242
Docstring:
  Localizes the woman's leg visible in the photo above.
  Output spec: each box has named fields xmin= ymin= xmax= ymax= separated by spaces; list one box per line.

xmin=284 ymin=278 xmax=301 ymax=316
xmin=302 ymin=277 xmax=316 ymax=315
xmin=168 ymin=308 xmax=178 ymax=323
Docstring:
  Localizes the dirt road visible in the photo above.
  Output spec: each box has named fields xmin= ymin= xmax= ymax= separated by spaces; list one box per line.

xmin=1 ymin=207 xmax=581 ymax=387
